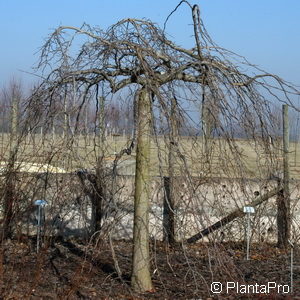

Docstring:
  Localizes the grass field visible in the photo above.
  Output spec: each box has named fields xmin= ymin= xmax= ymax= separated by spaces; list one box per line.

xmin=1 ymin=132 xmax=300 ymax=179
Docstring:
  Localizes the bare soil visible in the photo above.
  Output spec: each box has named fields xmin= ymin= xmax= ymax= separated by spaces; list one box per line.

xmin=0 ymin=237 xmax=299 ymax=299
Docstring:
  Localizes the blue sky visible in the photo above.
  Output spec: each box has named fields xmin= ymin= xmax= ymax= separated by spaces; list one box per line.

xmin=1 ymin=0 xmax=300 ymax=88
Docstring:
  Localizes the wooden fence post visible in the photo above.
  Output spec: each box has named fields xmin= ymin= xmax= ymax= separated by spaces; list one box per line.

xmin=163 ymin=176 xmax=175 ymax=244
xmin=277 ymin=104 xmax=291 ymax=248
xmin=163 ymin=97 xmax=178 ymax=245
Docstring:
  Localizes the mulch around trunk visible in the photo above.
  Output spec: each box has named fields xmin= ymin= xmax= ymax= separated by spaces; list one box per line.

xmin=0 ymin=237 xmax=298 ymax=299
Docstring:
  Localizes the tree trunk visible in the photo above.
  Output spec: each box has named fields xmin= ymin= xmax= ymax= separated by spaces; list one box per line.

xmin=77 ymin=169 xmax=104 ymax=235
xmin=201 ymin=88 xmax=219 ymax=157
xmin=93 ymin=96 xmax=106 ymax=233
xmin=94 ymin=164 xmax=105 ymax=233
xmin=163 ymin=97 xmax=177 ymax=245
xmin=277 ymin=104 xmax=290 ymax=248
xmin=63 ymin=95 xmax=68 ymax=140
xmin=131 ymin=88 xmax=153 ymax=292
xmin=163 ymin=177 xmax=175 ymax=245
xmin=98 ymin=96 xmax=105 ymax=146
xmin=93 ymin=192 xmax=103 ymax=233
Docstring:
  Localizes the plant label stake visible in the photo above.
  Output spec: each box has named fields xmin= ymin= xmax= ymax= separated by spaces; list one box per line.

xmin=243 ymin=206 xmax=255 ymax=260
xmin=34 ymin=199 xmax=47 ymax=253
xmin=288 ymin=240 xmax=294 ymax=293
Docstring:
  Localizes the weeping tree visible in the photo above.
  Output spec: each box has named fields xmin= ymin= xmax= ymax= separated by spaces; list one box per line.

xmin=27 ymin=1 xmax=300 ymax=292
xmin=31 ymin=17 xmax=212 ymax=293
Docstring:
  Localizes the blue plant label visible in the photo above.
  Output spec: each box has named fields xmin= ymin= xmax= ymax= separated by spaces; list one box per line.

xmin=34 ymin=199 xmax=48 ymax=206
xmin=243 ymin=206 xmax=255 ymax=214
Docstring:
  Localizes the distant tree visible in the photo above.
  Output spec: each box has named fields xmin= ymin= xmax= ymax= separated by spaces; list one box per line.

xmin=1 ymin=79 xmax=23 ymax=135
xmin=0 ymin=79 xmax=23 ymax=240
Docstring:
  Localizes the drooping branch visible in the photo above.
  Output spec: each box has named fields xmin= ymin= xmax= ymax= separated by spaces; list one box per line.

xmin=186 ymin=187 xmax=282 ymax=244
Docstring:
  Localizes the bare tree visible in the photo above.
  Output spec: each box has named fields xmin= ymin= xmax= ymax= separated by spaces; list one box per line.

xmin=24 ymin=1 xmax=300 ymax=293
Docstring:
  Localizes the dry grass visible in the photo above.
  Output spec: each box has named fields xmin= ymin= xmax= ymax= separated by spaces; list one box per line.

xmin=1 ymin=132 xmax=300 ymax=179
